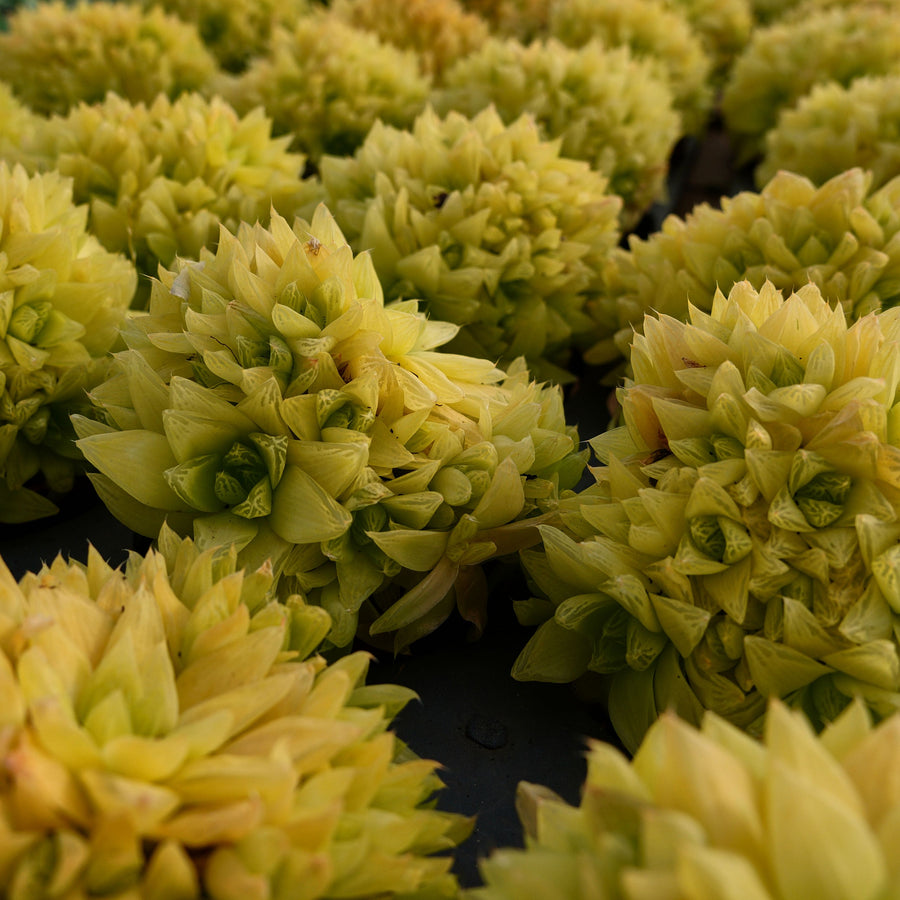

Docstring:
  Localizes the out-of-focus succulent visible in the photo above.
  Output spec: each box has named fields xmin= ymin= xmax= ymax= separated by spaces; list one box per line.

xmin=548 ymin=0 xmax=714 ymax=136
xmin=458 ymin=0 xmax=551 ymax=42
xmin=130 ymin=0 xmax=311 ymax=73
xmin=757 ymin=75 xmax=900 ymax=191
xmin=0 ymin=1 xmax=218 ymax=116
xmin=220 ymin=15 xmax=430 ymax=162
xmin=20 ymin=91 xmax=323 ymax=307
xmin=515 ymin=279 xmax=900 ymax=750
xmin=434 ymin=38 xmax=680 ymax=230
xmin=0 ymin=525 xmax=472 ymax=897
xmin=0 ymin=82 xmax=37 ymax=166
xmin=664 ymin=0 xmax=753 ymax=84
xmin=0 ymin=162 xmax=136 ymax=523
xmin=318 ymin=105 xmax=622 ymax=381
xmin=721 ymin=4 xmax=900 ymax=164
xmin=73 ymin=205 xmax=586 ymax=650
xmin=473 ymin=699 xmax=900 ymax=899
xmin=331 ymin=0 xmax=489 ymax=82
xmin=586 ymin=168 xmax=900 ymax=369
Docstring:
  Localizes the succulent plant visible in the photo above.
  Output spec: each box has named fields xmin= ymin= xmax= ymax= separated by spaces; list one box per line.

xmin=0 ymin=1 xmax=218 ymax=116
xmin=721 ymin=3 xmax=900 ymax=164
xmin=473 ymin=699 xmax=900 ymax=900
xmin=434 ymin=38 xmax=680 ymax=230
xmin=757 ymin=75 xmax=900 ymax=192
xmin=131 ymin=0 xmax=312 ymax=72
xmin=220 ymin=15 xmax=430 ymax=162
xmin=547 ymin=0 xmax=714 ymax=136
xmin=0 ymin=162 xmax=136 ymax=523
xmin=663 ymin=0 xmax=753 ymax=84
xmin=515 ymin=279 xmax=900 ymax=751
xmin=72 ymin=204 xmax=586 ymax=651
xmin=318 ymin=105 xmax=622 ymax=381
xmin=0 ymin=524 xmax=472 ymax=897
xmin=458 ymin=0 xmax=551 ymax=42
xmin=331 ymin=0 xmax=489 ymax=82
xmin=585 ymin=168 xmax=900 ymax=369
xmin=0 ymin=82 xmax=37 ymax=166
xmin=20 ymin=91 xmax=323 ymax=307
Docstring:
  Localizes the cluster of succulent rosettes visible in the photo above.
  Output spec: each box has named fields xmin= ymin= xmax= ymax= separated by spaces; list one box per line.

xmin=331 ymin=0 xmax=489 ymax=82
xmin=73 ymin=205 xmax=586 ymax=651
xmin=20 ymin=91 xmax=323 ymax=308
xmin=0 ymin=526 xmax=472 ymax=899
xmin=473 ymin=699 xmax=900 ymax=900
xmin=585 ymin=168 xmax=900 ymax=369
xmin=514 ymin=280 xmax=900 ymax=751
xmin=318 ymin=105 xmax=622 ymax=382
xmin=434 ymin=38 xmax=679 ymax=231
xmin=0 ymin=1 xmax=218 ymax=117
xmin=219 ymin=15 xmax=430 ymax=163
xmin=131 ymin=0 xmax=311 ymax=72
xmin=721 ymin=3 xmax=900 ymax=165
xmin=547 ymin=0 xmax=714 ymax=136
xmin=0 ymin=162 xmax=136 ymax=524
xmin=756 ymin=76 xmax=900 ymax=192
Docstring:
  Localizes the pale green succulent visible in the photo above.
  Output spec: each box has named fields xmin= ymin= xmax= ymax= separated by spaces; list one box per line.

xmin=586 ymin=168 xmax=900 ymax=369
xmin=20 ymin=91 xmax=323 ymax=307
xmin=548 ymin=0 xmax=714 ymax=135
xmin=757 ymin=75 xmax=900 ymax=191
xmin=515 ymin=279 xmax=900 ymax=751
xmin=0 ymin=162 xmax=137 ymax=523
xmin=721 ymin=3 xmax=900 ymax=164
xmin=0 ymin=82 xmax=37 ymax=166
xmin=331 ymin=0 xmax=489 ymax=81
xmin=434 ymin=38 xmax=680 ymax=230
xmin=0 ymin=1 xmax=219 ymax=116
xmin=319 ymin=105 xmax=622 ymax=381
xmin=220 ymin=14 xmax=431 ymax=162
xmin=130 ymin=0 xmax=312 ymax=72
xmin=0 ymin=525 xmax=472 ymax=898
xmin=473 ymin=699 xmax=900 ymax=900
xmin=73 ymin=205 xmax=586 ymax=651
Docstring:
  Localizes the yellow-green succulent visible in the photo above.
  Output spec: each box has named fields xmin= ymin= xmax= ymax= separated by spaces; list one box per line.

xmin=0 ymin=82 xmax=37 ymax=166
xmin=331 ymin=0 xmax=489 ymax=82
xmin=129 ymin=0 xmax=312 ymax=72
xmin=0 ymin=525 xmax=472 ymax=898
xmin=319 ymin=105 xmax=622 ymax=381
xmin=721 ymin=3 xmax=900 ymax=164
xmin=586 ymin=168 xmax=900 ymax=369
xmin=220 ymin=14 xmax=430 ymax=162
xmin=757 ymin=75 xmax=900 ymax=191
xmin=434 ymin=37 xmax=680 ymax=230
xmin=515 ymin=280 xmax=900 ymax=750
xmin=20 ymin=91 xmax=323 ymax=307
xmin=0 ymin=162 xmax=136 ymax=523
xmin=0 ymin=1 xmax=219 ymax=116
xmin=548 ymin=0 xmax=714 ymax=135
xmin=458 ymin=0 xmax=551 ymax=43
xmin=473 ymin=699 xmax=900 ymax=900
xmin=73 ymin=205 xmax=585 ymax=651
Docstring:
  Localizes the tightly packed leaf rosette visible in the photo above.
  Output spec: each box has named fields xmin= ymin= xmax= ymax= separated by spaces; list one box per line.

xmin=0 ymin=1 xmax=219 ymax=117
xmin=586 ymin=168 xmax=900 ymax=368
xmin=757 ymin=75 xmax=900 ymax=192
xmin=130 ymin=0 xmax=312 ymax=73
xmin=73 ymin=205 xmax=586 ymax=650
xmin=20 ymin=91 xmax=323 ymax=307
xmin=219 ymin=15 xmax=430 ymax=162
xmin=319 ymin=105 xmax=622 ymax=381
xmin=331 ymin=0 xmax=489 ymax=82
xmin=0 ymin=162 xmax=136 ymax=523
xmin=721 ymin=3 xmax=900 ymax=165
xmin=0 ymin=526 xmax=471 ymax=898
xmin=434 ymin=38 xmax=679 ymax=231
xmin=473 ymin=699 xmax=900 ymax=900
xmin=514 ymin=280 xmax=900 ymax=751
xmin=547 ymin=0 xmax=714 ymax=136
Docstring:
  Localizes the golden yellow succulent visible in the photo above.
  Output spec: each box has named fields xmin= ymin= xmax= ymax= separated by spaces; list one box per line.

xmin=0 ymin=525 xmax=472 ymax=897
xmin=0 ymin=1 xmax=218 ymax=116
